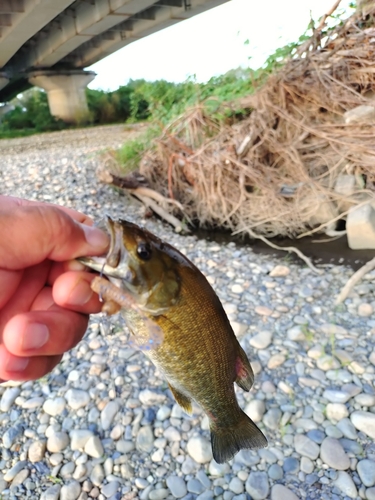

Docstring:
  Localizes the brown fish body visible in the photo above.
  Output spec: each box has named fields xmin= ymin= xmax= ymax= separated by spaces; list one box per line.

xmin=81 ymin=218 xmax=267 ymax=462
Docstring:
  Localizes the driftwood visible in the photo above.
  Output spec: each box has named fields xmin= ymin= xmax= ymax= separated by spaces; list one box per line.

xmin=335 ymin=256 xmax=375 ymax=304
xmin=246 ymin=228 xmax=323 ymax=275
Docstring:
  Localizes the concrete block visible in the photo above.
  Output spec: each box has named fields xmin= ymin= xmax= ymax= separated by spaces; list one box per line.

xmin=344 ymin=105 xmax=375 ymax=124
xmin=347 ymin=203 xmax=375 ymax=249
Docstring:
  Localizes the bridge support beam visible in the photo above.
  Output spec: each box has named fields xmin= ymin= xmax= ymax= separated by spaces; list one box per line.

xmin=28 ymin=70 xmax=96 ymax=124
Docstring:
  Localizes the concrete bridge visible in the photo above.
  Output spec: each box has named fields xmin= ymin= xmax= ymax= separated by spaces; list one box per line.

xmin=0 ymin=0 xmax=228 ymax=123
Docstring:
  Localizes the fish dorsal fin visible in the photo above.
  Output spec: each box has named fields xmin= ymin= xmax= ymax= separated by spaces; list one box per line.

xmin=168 ymin=383 xmax=193 ymax=414
xmin=235 ymin=345 xmax=254 ymax=392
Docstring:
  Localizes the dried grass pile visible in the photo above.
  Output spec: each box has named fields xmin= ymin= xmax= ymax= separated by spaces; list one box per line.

xmin=138 ymin=3 xmax=375 ymax=238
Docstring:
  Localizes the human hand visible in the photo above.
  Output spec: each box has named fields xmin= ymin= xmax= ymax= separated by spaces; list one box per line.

xmin=0 ymin=196 xmax=109 ymax=382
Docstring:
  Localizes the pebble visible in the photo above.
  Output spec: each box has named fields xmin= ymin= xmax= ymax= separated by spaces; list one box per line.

xmin=47 ymin=431 xmax=70 ymax=453
xmin=187 ymin=436 xmax=213 ymax=463
xmin=101 ymin=481 xmax=120 ymax=498
xmin=263 ymin=408 xmax=282 ymax=430
xmin=65 ymin=389 xmax=90 ymax=410
xmin=336 ymin=418 xmax=358 ymax=439
xmin=70 ymin=430 xmax=94 ymax=450
xmin=245 ymin=471 xmax=269 ymax=499
xmin=351 ymin=411 xmax=375 ymax=438
xmin=28 ymin=440 xmax=47 ymax=462
xmin=358 ymin=303 xmax=373 ymax=316
xmin=326 ymin=403 xmax=349 ymax=421
xmin=245 ymin=400 xmax=265 ymax=423
xmin=101 ymin=401 xmax=120 ymax=430
xmin=84 ymin=436 xmax=104 ymax=458
xmin=283 ymin=457 xmax=299 ymax=474
xmin=249 ymin=331 xmax=272 ymax=349
xmin=287 ymin=325 xmax=306 ymax=341
xmin=3 ymin=461 xmax=27 ymax=482
xmin=294 ymin=434 xmax=320 ymax=460
xmin=43 ymin=397 xmax=66 ymax=416
xmin=271 ymin=484 xmax=299 ymax=500
xmin=357 ymin=459 xmax=375 ymax=487
xmin=317 ymin=355 xmax=340 ymax=371
xmin=229 ymin=477 xmax=244 ymax=494
xmin=333 ymin=471 xmax=358 ymax=499
xmin=268 ymin=464 xmax=283 ymax=480
xmin=269 ymin=265 xmax=290 ymax=277
xmin=300 ymin=457 xmax=314 ymax=474
xmin=320 ymin=437 xmax=350 ymax=470
xmin=323 ymin=389 xmax=352 ymax=404
xmin=136 ymin=426 xmax=154 ymax=453
xmin=166 ymin=476 xmax=188 ymax=498
xmin=0 ymin=388 xmax=20 ymax=412
xmin=267 ymin=354 xmax=285 ymax=369
xmin=60 ymin=480 xmax=81 ymax=500
xmin=40 ymin=485 xmax=61 ymax=500
xmin=149 ymin=489 xmax=169 ymax=500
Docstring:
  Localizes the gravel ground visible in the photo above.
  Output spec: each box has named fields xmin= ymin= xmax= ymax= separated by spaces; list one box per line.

xmin=1 ymin=126 xmax=375 ymax=500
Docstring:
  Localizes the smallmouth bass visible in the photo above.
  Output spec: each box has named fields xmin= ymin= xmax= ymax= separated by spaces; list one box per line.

xmin=80 ymin=217 xmax=267 ymax=462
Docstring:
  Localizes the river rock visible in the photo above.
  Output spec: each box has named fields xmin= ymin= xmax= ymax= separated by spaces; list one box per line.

xmin=357 ymin=459 xmax=375 ymax=487
xmin=333 ymin=471 xmax=358 ymax=499
xmin=28 ymin=440 xmax=47 ymax=462
xmin=294 ymin=434 xmax=320 ymax=460
xmin=271 ymin=484 xmax=299 ymax=500
xmin=43 ymin=397 xmax=66 ymax=416
xmin=187 ymin=436 xmax=213 ymax=463
xmin=0 ymin=388 xmax=20 ymax=412
xmin=320 ymin=437 xmax=350 ymax=470
xmin=166 ymin=476 xmax=187 ymax=498
xmin=249 ymin=331 xmax=273 ymax=349
xmin=351 ymin=411 xmax=375 ymax=438
xmin=245 ymin=471 xmax=269 ymax=499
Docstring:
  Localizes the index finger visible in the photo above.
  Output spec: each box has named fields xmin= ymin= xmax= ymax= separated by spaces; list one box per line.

xmin=0 ymin=197 xmax=109 ymax=270
xmin=1 ymin=196 xmax=93 ymax=225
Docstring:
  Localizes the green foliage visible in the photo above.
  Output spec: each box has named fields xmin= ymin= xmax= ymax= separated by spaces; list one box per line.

xmin=0 ymin=89 xmax=66 ymax=138
xmin=116 ymin=125 xmax=161 ymax=174
xmin=0 ymin=4 xmax=354 ymax=141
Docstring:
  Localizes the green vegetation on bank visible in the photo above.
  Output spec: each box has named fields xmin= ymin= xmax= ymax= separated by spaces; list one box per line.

xmin=0 ymin=2 xmax=352 ymax=143
xmin=0 ymin=68 xmax=258 ymax=140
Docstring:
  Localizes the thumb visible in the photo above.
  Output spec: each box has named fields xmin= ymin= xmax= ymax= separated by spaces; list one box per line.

xmin=0 ymin=204 xmax=109 ymax=270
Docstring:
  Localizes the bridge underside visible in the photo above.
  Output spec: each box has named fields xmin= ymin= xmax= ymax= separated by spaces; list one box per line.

xmin=0 ymin=0 xmax=229 ymax=122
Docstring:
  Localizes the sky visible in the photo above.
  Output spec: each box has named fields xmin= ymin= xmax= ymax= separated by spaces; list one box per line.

xmin=88 ymin=0 xmax=353 ymax=91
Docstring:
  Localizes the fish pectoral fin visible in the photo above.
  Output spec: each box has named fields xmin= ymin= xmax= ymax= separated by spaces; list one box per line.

xmin=210 ymin=410 xmax=268 ymax=463
xmin=235 ymin=345 xmax=254 ymax=392
xmin=168 ymin=383 xmax=193 ymax=414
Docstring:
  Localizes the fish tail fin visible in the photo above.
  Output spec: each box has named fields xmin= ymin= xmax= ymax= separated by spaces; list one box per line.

xmin=210 ymin=410 xmax=267 ymax=463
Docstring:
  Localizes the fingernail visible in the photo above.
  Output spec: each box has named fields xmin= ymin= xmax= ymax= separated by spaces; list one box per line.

xmin=66 ymin=259 xmax=87 ymax=272
xmin=67 ymin=279 xmax=93 ymax=306
xmin=81 ymin=224 xmax=109 ymax=250
xmin=22 ymin=323 xmax=49 ymax=350
xmin=5 ymin=356 xmax=29 ymax=373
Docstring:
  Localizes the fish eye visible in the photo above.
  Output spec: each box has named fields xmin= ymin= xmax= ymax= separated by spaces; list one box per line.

xmin=137 ymin=242 xmax=152 ymax=261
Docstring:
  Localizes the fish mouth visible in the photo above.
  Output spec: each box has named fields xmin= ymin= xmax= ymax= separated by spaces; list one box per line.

xmin=78 ymin=216 xmax=131 ymax=281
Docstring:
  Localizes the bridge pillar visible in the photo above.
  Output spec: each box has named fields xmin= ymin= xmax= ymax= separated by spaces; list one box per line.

xmin=28 ymin=70 xmax=96 ymax=124
xmin=0 ymin=74 xmax=9 ymax=91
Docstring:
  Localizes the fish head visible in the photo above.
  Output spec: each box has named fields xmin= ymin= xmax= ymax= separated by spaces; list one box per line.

xmin=79 ymin=216 xmax=181 ymax=313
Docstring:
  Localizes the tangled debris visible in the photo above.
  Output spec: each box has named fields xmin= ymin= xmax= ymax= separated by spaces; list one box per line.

xmin=134 ymin=2 xmax=375 ymax=239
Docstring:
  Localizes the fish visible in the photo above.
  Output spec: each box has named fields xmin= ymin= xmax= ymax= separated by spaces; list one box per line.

xmin=80 ymin=216 xmax=267 ymax=463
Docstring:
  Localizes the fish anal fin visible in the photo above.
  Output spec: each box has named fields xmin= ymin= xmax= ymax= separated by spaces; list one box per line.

xmin=210 ymin=410 xmax=267 ymax=463
xmin=168 ymin=383 xmax=193 ymax=414
xmin=235 ymin=345 xmax=254 ymax=391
